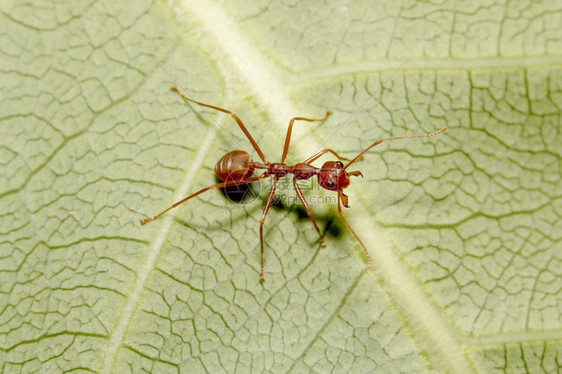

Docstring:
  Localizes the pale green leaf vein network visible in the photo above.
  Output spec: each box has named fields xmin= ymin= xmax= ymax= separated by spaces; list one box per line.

xmin=69 ymin=0 xmax=562 ymax=373
xmin=101 ymin=95 xmax=226 ymax=372
xmin=288 ymin=271 xmax=364 ymax=370
xmin=101 ymin=0 xmax=473 ymax=373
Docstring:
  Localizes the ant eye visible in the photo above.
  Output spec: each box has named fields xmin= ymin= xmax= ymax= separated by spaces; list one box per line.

xmin=325 ymin=181 xmax=335 ymax=188
xmin=336 ymin=161 xmax=344 ymax=167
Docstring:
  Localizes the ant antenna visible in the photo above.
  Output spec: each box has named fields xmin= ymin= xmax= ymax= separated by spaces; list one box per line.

xmin=344 ymin=128 xmax=447 ymax=169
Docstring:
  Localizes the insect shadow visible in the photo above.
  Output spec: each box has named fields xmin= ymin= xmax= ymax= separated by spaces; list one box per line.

xmin=270 ymin=197 xmax=344 ymax=238
xmin=216 ymin=175 xmax=261 ymax=204
xmin=217 ymin=176 xmax=345 ymax=242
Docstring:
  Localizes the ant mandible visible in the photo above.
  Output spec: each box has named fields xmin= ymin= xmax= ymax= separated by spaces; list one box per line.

xmin=141 ymin=86 xmax=447 ymax=281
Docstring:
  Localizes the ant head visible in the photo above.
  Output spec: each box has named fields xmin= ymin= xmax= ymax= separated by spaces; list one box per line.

xmin=318 ymin=161 xmax=350 ymax=191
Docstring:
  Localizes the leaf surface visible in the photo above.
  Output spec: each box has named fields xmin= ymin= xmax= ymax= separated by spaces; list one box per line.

xmin=1 ymin=0 xmax=561 ymax=373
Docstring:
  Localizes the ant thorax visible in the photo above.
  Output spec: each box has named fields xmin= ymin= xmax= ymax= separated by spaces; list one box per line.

xmin=266 ymin=163 xmax=290 ymax=178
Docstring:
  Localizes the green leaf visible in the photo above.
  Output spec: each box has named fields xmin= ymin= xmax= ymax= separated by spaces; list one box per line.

xmin=1 ymin=0 xmax=561 ymax=373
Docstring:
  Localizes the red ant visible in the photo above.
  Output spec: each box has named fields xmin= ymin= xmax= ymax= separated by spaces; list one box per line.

xmin=141 ymin=86 xmax=447 ymax=281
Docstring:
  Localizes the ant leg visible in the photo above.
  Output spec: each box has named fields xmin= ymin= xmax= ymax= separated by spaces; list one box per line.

xmin=140 ymin=174 xmax=268 ymax=225
xmin=292 ymin=178 xmax=326 ymax=247
xmin=281 ymin=110 xmax=332 ymax=163
xmin=259 ymin=177 xmax=278 ymax=281
xmin=304 ymin=148 xmax=354 ymax=164
xmin=336 ymin=190 xmax=371 ymax=268
xmin=171 ymin=86 xmax=267 ymax=163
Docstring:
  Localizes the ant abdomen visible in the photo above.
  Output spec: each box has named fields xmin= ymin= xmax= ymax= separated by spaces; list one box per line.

xmin=215 ymin=150 xmax=255 ymax=182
